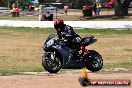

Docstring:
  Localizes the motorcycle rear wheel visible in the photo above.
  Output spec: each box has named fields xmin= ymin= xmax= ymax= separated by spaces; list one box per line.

xmin=85 ymin=50 xmax=103 ymax=72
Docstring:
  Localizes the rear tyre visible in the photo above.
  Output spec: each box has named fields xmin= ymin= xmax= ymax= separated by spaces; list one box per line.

xmin=85 ymin=50 xmax=103 ymax=72
xmin=42 ymin=51 xmax=62 ymax=73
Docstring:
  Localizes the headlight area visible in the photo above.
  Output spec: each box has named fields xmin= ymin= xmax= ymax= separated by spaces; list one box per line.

xmin=45 ymin=38 xmax=55 ymax=48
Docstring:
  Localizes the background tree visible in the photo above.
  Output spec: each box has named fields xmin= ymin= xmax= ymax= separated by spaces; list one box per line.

xmin=114 ymin=0 xmax=131 ymax=16
xmin=59 ymin=0 xmax=70 ymax=5
xmin=0 ymin=0 xmax=32 ymax=8
xmin=66 ymin=0 xmax=95 ymax=9
xmin=38 ymin=0 xmax=95 ymax=8
xmin=0 ymin=0 xmax=7 ymax=7
xmin=38 ymin=0 xmax=56 ymax=4
xmin=18 ymin=0 xmax=32 ymax=9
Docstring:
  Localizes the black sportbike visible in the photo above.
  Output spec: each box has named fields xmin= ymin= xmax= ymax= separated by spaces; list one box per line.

xmin=42 ymin=34 xmax=103 ymax=73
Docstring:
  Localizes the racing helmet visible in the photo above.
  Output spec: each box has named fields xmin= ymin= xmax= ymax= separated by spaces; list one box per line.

xmin=54 ymin=19 xmax=64 ymax=30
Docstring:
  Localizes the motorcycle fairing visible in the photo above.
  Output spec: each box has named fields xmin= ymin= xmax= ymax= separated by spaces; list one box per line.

xmin=51 ymin=45 xmax=85 ymax=69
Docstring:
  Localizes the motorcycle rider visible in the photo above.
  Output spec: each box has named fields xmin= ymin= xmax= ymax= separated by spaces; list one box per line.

xmin=54 ymin=19 xmax=81 ymax=50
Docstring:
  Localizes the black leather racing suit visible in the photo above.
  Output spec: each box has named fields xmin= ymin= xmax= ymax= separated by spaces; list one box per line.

xmin=57 ymin=24 xmax=81 ymax=49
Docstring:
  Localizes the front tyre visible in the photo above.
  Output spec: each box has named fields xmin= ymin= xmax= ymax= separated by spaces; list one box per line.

xmin=85 ymin=50 xmax=103 ymax=72
xmin=42 ymin=51 xmax=62 ymax=73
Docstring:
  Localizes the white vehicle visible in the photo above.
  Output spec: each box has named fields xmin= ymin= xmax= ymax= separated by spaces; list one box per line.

xmin=35 ymin=3 xmax=62 ymax=11
xmin=35 ymin=4 xmax=59 ymax=11
xmin=43 ymin=4 xmax=57 ymax=10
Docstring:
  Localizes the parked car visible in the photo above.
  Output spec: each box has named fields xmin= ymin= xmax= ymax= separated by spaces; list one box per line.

xmin=35 ymin=4 xmax=57 ymax=11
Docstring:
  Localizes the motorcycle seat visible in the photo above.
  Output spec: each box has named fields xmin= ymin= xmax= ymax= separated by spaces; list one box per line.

xmin=81 ymin=36 xmax=97 ymax=46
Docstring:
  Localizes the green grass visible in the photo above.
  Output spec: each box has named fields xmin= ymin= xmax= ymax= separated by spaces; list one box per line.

xmin=0 ymin=27 xmax=132 ymax=34
xmin=0 ymin=67 xmax=44 ymax=75
xmin=104 ymin=61 xmax=132 ymax=70
xmin=75 ymin=28 xmax=132 ymax=35
xmin=0 ymin=27 xmax=54 ymax=33
xmin=124 ymin=49 xmax=132 ymax=52
xmin=0 ymin=27 xmax=132 ymax=75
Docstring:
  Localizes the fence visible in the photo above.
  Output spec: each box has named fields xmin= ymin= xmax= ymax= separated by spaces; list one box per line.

xmin=0 ymin=20 xmax=132 ymax=29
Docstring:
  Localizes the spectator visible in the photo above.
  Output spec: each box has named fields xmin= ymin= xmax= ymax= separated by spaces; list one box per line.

xmin=11 ymin=7 xmax=20 ymax=17
xmin=93 ymin=3 xmax=97 ymax=16
xmin=25 ymin=6 xmax=29 ymax=11
xmin=44 ymin=11 xmax=52 ymax=21
xmin=14 ymin=8 xmax=20 ymax=17
xmin=64 ymin=5 xmax=69 ymax=15
xmin=31 ymin=6 xmax=34 ymax=11
xmin=29 ymin=6 xmax=32 ymax=11
xmin=11 ymin=7 xmax=16 ymax=17
xmin=96 ymin=3 xmax=102 ymax=16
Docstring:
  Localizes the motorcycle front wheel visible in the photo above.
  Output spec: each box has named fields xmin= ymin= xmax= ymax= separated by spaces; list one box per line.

xmin=85 ymin=50 xmax=103 ymax=72
xmin=42 ymin=51 xmax=62 ymax=73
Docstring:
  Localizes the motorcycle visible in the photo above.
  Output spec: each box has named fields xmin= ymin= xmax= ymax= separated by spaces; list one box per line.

xmin=42 ymin=34 xmax=103 ymax=73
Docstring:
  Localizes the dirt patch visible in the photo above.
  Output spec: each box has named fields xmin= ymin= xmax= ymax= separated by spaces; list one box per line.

xmin=0 ymin=71 xmax=132 ymax=88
